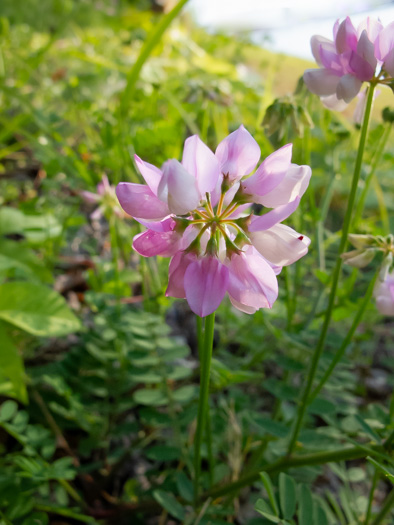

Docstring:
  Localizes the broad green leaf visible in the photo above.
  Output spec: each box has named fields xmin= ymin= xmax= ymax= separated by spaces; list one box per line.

xmin=172 ymin=385 xmax=197 ymax=403
xmin=0 ymin=282 xmax=81 ymax=336
xmin=0 ymin=206 xmax=25 ymax=235
xmin=298 ymin=484 xmax=313 ymax=525
xmin=279 ymin=473 xmax=297 ymax=520
xmin=0 ymin=322 xmax=27 ymax=403
xmin=145 ymin=445 xmax=180 ymax=462
xmin=153 ymin=490 xmax=185 ymax=521
xmin=260 ymin=473 xmax=279 ymax=516
xmin=175 ymin=471 xmax=193 ymax=503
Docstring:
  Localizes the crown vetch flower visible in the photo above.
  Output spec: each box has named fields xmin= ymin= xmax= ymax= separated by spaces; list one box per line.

xmin=81 ymin=174 xmax=124 ymax=220
xmin=117 ymin=126 xmax=311 ymax=317
xmin=304 ymin=16 xmax=393 ymax=110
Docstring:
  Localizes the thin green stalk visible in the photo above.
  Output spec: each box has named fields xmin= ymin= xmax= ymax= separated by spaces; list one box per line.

xmin=194 ymin=312 xmax=215 ymax=506
xmin=204 ymin=443 xmax=383 ymax=501
xmin=365 ymin=470 xmax=379 ymax=525
xmin=371 ymin=488 xmax=394 ymax=525
xmin=310 ymin=271 xmax=378 ymax=401
xmin=353 ymin=123 xmax=391 ymax=228
xmin=287 ymin=83 xmax=376 ymax=456
xmin=109 ymin=216 xmax=121 ymax=310
xmin=206 ymin=402 xmax=214 ymax=488
xmin=384 ymin=429 xmax=394 ymax=450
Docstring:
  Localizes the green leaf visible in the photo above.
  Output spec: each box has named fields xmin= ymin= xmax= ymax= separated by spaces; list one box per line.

xmin=255 ymin=499 xmax=281 ymax=523
xmin=0 ymin=206 xmax=25 ymax=235
xmin=0 ymin=399 xmax=18 ymax=421
xmin=298 ymin=484 xmax=313 ymax=525
xmin=0 ymin=322 xmax=27 ymax=403
xmin=145 ymin=446 xmax=180 ymax=462
xmin=175 ymin=471 xmax=193 ymax=503
xmin=260 ymin=473 xmax=279 ymax=516
xmin=279 ymin=473 xmax=297 ymax=520
xmin=0 ymin=240 xmax=51 ymax=281
xmin=133 ymin=389 xmax=167 ymax=406
xmin=153 ymin=490 xmax=185 ymax=521
xmin=366 ymin=457 xmax=394 ymax=484
xmin=0 ymin=282 xmax=81 ymax=336
xmin=172 ymin=385 xmax=197 ymax=403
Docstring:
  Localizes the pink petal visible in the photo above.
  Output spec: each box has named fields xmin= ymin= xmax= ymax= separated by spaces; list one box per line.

xmin=320 ymin=94 xmax=348 ymax=111
xmin=158 ymin=159 xmax=200 ymax=215
xmin=132 ymin=227 xmax=182 ymax=258
xmin=116 ymin=182 xmax=170 ymax=220
xmin=319 ymin=45 xmax=345 ymax=74
xmin=182 ymin=135 xmax=220 ymax=195
xmin=311 ymin=35 xmax=336 ymax=66
xmin=166 ymin=251 xmax=197 ymax=299
xmin=374 ymin=274 xmax=394 ymax=316
xmin=134 ymin=155 xmax=163 ymax=196
xmin=355 ymin=30 xmax=377 ymax=73
xmin=357 ymin=17 xmax=383 ymax=43
xmin=335 ymin=17 xmax=358 ymax=53
xmin=250 ymin=223 xmax=311 ymax=266
xmin=97 ymin=174 xmax=111 ymax=196
xmin=215 ymin=125 xmax=261 ymax=181
xmin=90 ymin=206 xmax=104 ymax=220
xmin=336 ymin=74 xmax=362 ymax=102
xmin=349 ymin=51 xmax=375 ymax=81
xmin=382 ymin=46 xmax=394 ymax=76
xmin=241 ymin=144 xmax=292 ymax=197
xmin=81 ymin=190 xmax=100 ymax=203
xmin=134 ymin=216 xmax=175 ymax=232
xmin=227 ymin=250 xmax=278 ymax=310
xmin=248 ymin=198 xmax=300 ymax=232
xmin=229 ymin=296 xmax=257 ymax=314
xmin=303 ymin=69 xmax=341 ymax=97
xmin=253 ymin=164 xmax=311 ymax=208
xmin=184 ymin=257 xmax=229 ymax=317
xmin=374 ymin=21 xmax=394 ymax=61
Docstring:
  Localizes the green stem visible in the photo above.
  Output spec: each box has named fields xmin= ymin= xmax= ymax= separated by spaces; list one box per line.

xmin=371 ymin=488 xmax=394 ymax=525
xmin=384 ymin=429 xmax=394 ymax=450
xmin=194 ymin=312 xmax=215 ymax=506
xmin=287 ymin=82 xmax=376 ymax=456
xmin=365 ymin=470 xmax=379 ymax=525
xmin=310 ymin=271 xmax=378 ymax=401
xmin=203 ymin=443 xmax=383 ymax=501
xmin=109 ymin=216 xmax=121 ymax=309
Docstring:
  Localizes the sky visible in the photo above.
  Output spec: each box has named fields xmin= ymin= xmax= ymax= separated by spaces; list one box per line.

xmin=187 ymin=0 xmax=394 ymax=59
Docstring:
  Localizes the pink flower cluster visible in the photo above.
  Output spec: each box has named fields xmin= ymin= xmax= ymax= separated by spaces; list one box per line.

xmin=304 ymin=17 xmax=394 ymax=110
xmin=116 ymin=126 xmax=311 ymax=317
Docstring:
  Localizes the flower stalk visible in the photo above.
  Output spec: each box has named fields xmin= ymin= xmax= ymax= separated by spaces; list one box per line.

xmin=287 ymin=82 xmax=376 ymax=455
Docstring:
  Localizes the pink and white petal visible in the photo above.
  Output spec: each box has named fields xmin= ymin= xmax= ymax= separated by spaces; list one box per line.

xmin=132 ymin=228 xmax=181 ymax=258
xmin=336 ymin=74 xmax=363 ymax=102
xmin=248 ymin=198 xmax=300 ymax=232
xmin=81 ymin=190 xmax=100 ymax=203
xmin=303 ymin=69 xmax=341 ymax=97
xmin=250 ymin=223 xmax=311 ymax=266
xmin=215 ymin=125 xmax=261 ymax=181
xmin=335 ymin=17 xmax=358 ymax=53
xmin=374 ymin=21 xmax=394 ymax=61
xmin=116 ymin=182 xmax=170 ymax=220
xmin=311 ymin=35 xmax=335 ymax=65
xmin=182 ymin=135 xmax=220 ymax=195
xmin=255 ymin=164 xmax=311 ymax=208
xmin=166 ymin=251 xmax=197 ymax=299
xmin=319 ymin=45 xmax=345 ymax=74
xmin=184 ymin=257 xmax=229 ymax=317
xmin=134 ymin=155 xmax=163 ymax=196
xmin=229 ymin=296 xmax=258 ymax=314
xmin=320 ymin=94 xmax=349 ymax=111
xmin=97 ymin=174 xmax=111 ymax=196
xmin=241 ymin=144 xmax=292 ymax=197
xmin=227 ymin=251 xmax=278 ymax=310
xmin=357 ymin=17 xmax=383 ymax=43
xmin=158 ymin=159 xmax=200 ymax=215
